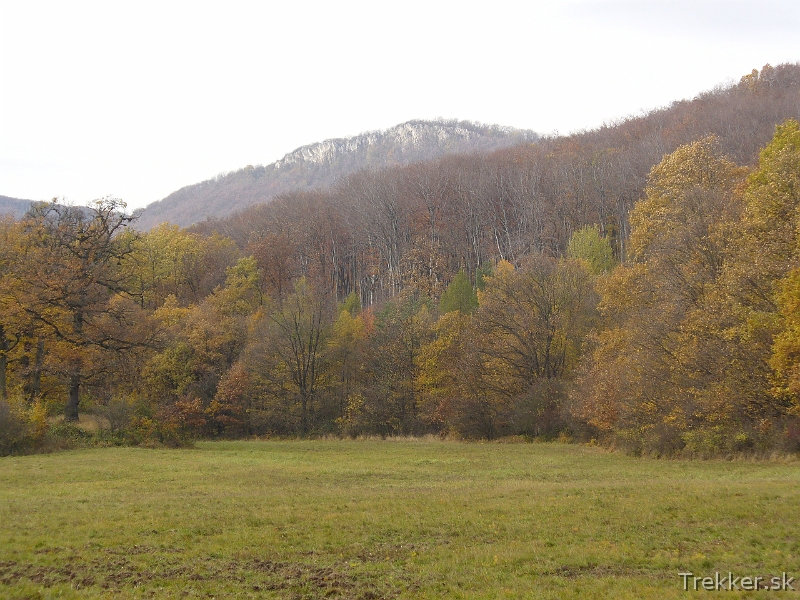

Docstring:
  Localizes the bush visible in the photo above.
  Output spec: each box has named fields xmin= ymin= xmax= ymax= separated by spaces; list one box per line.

xmin=0 ymin=397 xmax=48 ymax=456
xmin=96 ymin=395 xmax=137 ymax=434
xmin=785 ymin=418 xmax=800 ymax=453
xmin=0 ymin=400 xmax=30 ymax=455
xmin=44 ymin=421 xmax=95 ymax=450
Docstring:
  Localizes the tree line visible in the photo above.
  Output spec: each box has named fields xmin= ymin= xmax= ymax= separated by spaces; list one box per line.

xmin=1 ymin=66 xmax=799 ymax=455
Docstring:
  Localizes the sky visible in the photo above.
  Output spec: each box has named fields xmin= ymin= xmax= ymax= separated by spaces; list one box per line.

xmin=1 ymin=0 xmax=798 ymax=211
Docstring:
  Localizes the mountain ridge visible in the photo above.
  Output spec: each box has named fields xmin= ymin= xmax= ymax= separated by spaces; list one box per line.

xmin=273 ymin=119 xmax=532 ymax=169
xmin=135 ymin=119 xmax=538 ymax=230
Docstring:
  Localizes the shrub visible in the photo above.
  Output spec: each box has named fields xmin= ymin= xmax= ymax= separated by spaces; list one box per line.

xmin=0 ymin=400 xmax=30 ymax=455
xmin=0 ymin=397 xmax=49 ymax=456
xmin=44 ymin=421 xmax=94 ymax=450
xmin=97 ymin=395 xmax=137 ymax=434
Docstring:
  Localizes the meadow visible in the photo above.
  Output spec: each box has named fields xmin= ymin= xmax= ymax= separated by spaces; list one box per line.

xmin=1 ymin=439 xmax=798 ymax=598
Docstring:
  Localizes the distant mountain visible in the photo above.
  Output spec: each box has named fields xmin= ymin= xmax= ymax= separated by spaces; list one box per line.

xmin=0 ymin=195 xmax=34 ymax=219
xmin=136 ymin=119 xmax=538 ymax=229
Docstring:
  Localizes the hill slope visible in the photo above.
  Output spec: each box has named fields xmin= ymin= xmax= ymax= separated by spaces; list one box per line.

xmin=192 ymin=63 xmax=800 ymax=285
xmin=0 ymin=195 xmax=34 ymax=219
xmin=137 ymin=119 xmax=538 ymax=230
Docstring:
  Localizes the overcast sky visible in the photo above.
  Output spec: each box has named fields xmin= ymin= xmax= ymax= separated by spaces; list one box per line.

xmin=1 ymin=0 xmax=798 ymax=211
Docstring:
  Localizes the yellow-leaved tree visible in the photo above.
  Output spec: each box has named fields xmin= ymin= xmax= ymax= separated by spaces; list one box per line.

xmin=573 ymin=137 xmax=750 ymax=453
xmin=738 ymin=120 xmax=800 ymax=424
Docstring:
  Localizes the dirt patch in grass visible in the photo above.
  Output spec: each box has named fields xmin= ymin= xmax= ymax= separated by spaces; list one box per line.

xmin=0 ymin=546 xmax=399 ymax=599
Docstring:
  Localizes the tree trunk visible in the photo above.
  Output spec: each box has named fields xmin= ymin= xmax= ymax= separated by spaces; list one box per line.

xmin=0 ymin=348 xmax=7 ymax=401
xmin=300 ymin=393 xmax=308 ymax=435
xmin=65 ymin=373 xmax=80 ymax=422
xmin=0 ymin=324 xmax=15 ymax=401
xmin=65 ymin=309 xmax=84 ymax=421
xmin=23 ymin=337 xmax=44 ymax=403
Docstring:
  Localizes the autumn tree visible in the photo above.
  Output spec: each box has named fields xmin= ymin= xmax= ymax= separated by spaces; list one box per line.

xmin=355 ymin=292 xmax=434 ymax=435
xmin=737 ymin=120 xmax=800 ymax=418
xmin=142 ymin=255 xmax=264 ymax=434
xmin=248 ymin=230 xmax=297 ymax=304
xmin=573 ymin=137 xmax=750 ymax=452
xmin=1 ymin=219 xmax=53 ymax=405
xmin=477 ymin=257 xmax=597 ymax=384
xmin=326 ymin=293 xmax=368 ymax=419
xmin=0 ymin=218 xmax=25 ymax=400
xmin=199 ymin=259 xmax=265 ymax=435
xmin=121 ymin=224 xmax=197 ymax=309
xmin=12 ymin=199 xmax=154 ymax=421
xmin=416 ymin=309 xmax=509 ymax=438
xmin=122 ymin=223 xmax=240 ymax=310
xmin=238 ymin=278 xmax=331 ymax=434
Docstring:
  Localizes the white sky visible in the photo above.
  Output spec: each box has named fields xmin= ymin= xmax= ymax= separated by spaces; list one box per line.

xmin=1 ymin=0 xmax=798 ymax=211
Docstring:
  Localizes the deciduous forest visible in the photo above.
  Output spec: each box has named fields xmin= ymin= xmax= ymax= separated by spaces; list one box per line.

xmin=2 ymin=64 xmax=800 ymax=455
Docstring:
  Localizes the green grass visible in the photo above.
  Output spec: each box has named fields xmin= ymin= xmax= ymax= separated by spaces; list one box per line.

xmin=1 ymin=440 xmax=799 ymax=598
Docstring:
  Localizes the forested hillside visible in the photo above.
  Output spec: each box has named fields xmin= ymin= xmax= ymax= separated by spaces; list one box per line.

xmin=136 ymin=120 xmax=538 ymax=230
xmin=0 ymin=195 xmax=33 ymax=219
xmin=195 ymin=63 xmax=800 ymax=305
xmin=2 ymin=64 xmax=800 ymax=456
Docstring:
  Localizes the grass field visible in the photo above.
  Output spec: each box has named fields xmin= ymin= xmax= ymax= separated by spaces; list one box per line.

xmin=1 ymin=439 xmax=798 ymax=599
